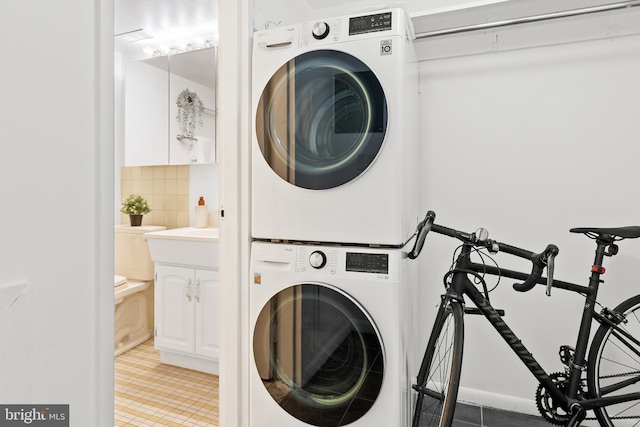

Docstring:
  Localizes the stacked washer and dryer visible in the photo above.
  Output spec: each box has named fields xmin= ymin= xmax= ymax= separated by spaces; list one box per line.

xmin=250 ymin=9 xmax=419 ymax=427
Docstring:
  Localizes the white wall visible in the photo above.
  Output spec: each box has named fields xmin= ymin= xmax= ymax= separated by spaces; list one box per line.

xmin=189 ymin=164 xmax=220 ymax=226
xmin=0 ymin=0 xmax=114 ymax=425
xmin=253 ymin=0 xmax=313 ymax=31
xmin=415 ymin=11 xmax=640 ymax=413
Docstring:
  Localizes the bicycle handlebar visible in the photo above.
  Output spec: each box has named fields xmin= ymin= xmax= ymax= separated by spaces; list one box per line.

xmin=512 ymin=244 xmax=559 ymax=292
xmin=406 ymin=211 xmax=436 ymax=260
xmin=407 ymin=210 xmax=559 ymax=293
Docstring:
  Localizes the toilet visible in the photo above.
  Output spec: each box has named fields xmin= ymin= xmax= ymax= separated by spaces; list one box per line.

xmin=114 ymin=224 xmax=166 ymax=356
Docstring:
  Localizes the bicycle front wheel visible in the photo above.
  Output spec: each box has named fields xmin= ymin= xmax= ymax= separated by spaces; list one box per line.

xmin=587 ymin=294 xmax=640 ymax=427
xmin=413 ymin=300 xmax=464 ymax=427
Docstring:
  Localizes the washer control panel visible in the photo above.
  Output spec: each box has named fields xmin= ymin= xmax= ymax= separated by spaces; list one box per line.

xmin=346 ymin=252 xmax=389 ymax=274
xmin=294 ymin=246 xmax=390 ymax=276
xmin=251 ymin=243 xmax=400 ymax=281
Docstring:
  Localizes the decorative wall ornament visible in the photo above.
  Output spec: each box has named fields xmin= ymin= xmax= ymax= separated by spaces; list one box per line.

xmin=176 ymin=88 xmax=204 ymax=139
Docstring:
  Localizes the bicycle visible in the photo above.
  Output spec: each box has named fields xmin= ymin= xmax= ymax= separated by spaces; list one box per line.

xmin=407 ymin=211 xmax=640 ymax=427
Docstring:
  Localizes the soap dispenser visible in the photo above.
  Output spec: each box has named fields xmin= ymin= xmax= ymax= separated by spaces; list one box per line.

xmin=195 ymin=196 xmax=208 ymax=228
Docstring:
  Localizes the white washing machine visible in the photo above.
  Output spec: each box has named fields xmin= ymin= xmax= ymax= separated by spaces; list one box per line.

xmin=250 ymin=241 xmax=416 ymax=427
xmin=251 ymin=9 xmax=419 ymax=246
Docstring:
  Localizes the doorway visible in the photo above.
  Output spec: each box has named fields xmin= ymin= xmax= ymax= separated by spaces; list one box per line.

xmin=113 ymin=0 xmax=220 ymax=424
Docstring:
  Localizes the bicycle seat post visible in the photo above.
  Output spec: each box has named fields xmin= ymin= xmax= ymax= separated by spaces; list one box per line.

xmin=566 ymin=236 xmax=612 ymax=398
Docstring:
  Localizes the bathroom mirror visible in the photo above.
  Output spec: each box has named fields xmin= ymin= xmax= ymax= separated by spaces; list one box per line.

xmin=169 ymin=47 xmax=217 ymax=164
xmin=124 ymin=47 xmax=217 ymax=166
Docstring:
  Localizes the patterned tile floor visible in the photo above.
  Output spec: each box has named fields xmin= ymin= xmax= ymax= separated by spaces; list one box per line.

xmin=115 ymin=339 xmax=219 ymax=426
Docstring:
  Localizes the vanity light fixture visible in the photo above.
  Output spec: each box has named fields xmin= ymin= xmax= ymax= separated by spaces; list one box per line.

xmin=145 ymin=38 xmax=217 ymax=58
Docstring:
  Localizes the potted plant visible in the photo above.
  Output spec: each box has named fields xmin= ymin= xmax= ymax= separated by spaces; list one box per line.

xmin=120 ymin=194 xmax=151 ymax=226
xmin=176 ymin=88 xmax=204 ymax=139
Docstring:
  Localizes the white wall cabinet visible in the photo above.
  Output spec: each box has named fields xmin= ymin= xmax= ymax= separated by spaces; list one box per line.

xmin=155 ymin=264 xmax=219 ymax=374
xmin=124 ymin=58 xmax=169 ymax=166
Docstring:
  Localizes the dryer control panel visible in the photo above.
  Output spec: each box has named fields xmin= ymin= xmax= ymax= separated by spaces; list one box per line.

xmin=293 ymin=9 xmax=402 ymax=48
xmin=348 ymin=11 xmax=393 ymax=36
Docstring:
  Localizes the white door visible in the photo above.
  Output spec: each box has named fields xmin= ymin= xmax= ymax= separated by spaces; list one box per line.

xmin=195 ymin=268 xmax=220 ymax=359
xmin=155 ymin=265 xmax=195 ymax=353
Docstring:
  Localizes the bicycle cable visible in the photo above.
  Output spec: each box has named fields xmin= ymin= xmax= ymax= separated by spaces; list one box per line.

xmin=447 ymin=244 xmax=502 ymax=298
xmin=472 ymin=246 xmax=502 ymax=293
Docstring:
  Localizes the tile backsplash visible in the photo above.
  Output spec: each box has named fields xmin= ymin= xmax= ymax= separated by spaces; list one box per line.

xmin=120 ymin=165 xmax=190 ymax=228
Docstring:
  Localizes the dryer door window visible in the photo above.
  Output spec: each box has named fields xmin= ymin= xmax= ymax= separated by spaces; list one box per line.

xmin=256 ymin=50 xmax=388 ymax=190
xmin=253 ymin=283 xmax=384 ymax=426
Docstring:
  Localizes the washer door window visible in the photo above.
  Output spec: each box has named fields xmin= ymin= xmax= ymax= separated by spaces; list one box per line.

xmin=253 ymin=284 xmax=384 ymax=426
xmin=256 ymin=50 xmax=388 ymax=190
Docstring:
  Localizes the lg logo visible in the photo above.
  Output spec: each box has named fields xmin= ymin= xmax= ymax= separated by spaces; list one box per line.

xmin=380 ymin=40 xmax=392 ymax=55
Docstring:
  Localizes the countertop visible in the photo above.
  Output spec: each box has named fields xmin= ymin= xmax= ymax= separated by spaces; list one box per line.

xmin=144 ymin=227 xmax=219 ymax=242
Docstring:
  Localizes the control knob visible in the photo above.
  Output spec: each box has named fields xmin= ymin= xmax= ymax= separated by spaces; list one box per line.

xmin=309 ymin=250 xmax=327 ymax=269
xmin=312 ymin=22 xmax=330 ymax=40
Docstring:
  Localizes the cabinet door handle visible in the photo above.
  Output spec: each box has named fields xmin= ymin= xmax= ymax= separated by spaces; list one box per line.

xmin=195 ymin=278 xmax=201 ymax=303
xmin=186 ymin=278 xmax=192 ymax=302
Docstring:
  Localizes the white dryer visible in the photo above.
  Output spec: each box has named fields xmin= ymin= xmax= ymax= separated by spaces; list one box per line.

xmin=252 ymin=9 xmax=419 ymax=246
xmin=250 ymin=241 xmax=416 ymax=427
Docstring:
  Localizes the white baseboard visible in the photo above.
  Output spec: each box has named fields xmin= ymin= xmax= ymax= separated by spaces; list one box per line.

xmin=456 ymin=386 xmax=538 ymax=416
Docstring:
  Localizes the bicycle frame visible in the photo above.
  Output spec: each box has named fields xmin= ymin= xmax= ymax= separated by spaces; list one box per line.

xmin=447 ymin=242 xmax=640 ymax=413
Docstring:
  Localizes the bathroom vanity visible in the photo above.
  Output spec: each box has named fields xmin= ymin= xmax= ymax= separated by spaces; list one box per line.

xmin=144 ymin=227 xmax=220 ymax=374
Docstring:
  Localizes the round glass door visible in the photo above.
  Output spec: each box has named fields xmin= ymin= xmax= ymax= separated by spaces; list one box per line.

xmin=253 ymin=283 xmax=384 ymax=426
xmin=256 ymin=50 xmax=388 ymax=190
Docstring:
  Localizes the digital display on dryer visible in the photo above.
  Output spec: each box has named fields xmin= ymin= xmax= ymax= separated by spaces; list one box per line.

xmin=346 ymin=252 xmax=389 ymax=274
xmin=349 ymin=12 xmax=393 ymax=35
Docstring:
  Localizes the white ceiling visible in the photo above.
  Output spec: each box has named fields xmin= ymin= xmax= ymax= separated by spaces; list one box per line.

xmin=114 ymin=0 xmax=219 ymax=61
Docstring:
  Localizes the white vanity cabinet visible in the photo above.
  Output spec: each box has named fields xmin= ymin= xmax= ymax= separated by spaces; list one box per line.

xmin=145 ymin=227 xmax=220 ymax=374
xmin=154 ymin=264 xmax=219 ymax=374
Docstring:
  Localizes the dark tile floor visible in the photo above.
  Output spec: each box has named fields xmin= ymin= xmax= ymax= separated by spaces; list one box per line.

xmin=419 ymin=402 xmax=559 ymax=427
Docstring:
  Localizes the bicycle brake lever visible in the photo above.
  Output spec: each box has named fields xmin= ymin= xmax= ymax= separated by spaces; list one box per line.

xmin=546 ymin=254 xmax=555 ymax=296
